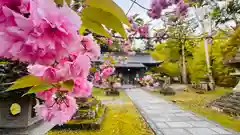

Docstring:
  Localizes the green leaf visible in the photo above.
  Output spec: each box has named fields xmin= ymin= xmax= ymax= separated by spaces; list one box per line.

xmin=10 ymin=103 xmax=21 ymax=116
xmin=6 ymin=75 xmax=43 ymax=91
xmin=211 ymin=7 xmax=220 ymax=17
xmin=79 ymin=25 xmax=86 ymax=35
xmin=90 ymin=67 xmax=97 ymax=73
xmin=0 ymin=61 xmax=9 ymax=65
xmin=85 ymin=0 xmax=130 ymax=26
xmin=81 ymin=16 xmax=111 ymax=38
xmin=65 ymin=0 xmax=72 ymax=5
xmin=135 ymin=18 xmax=144 ymax=25
xmin=81 ymin=7 xmax=126 ymax=38
xmin=54 ymin=0 xmax=64 ymax=5
xmin=62 ymin=80 xmax=74 ymax=91
xmin=23 ymin=84 xmax=53 ymax=96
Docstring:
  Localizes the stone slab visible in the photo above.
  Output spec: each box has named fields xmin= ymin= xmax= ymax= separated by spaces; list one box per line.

xmin=166 ymin=122 xmax=193 ymax=128
xmin=186 ymin=128 xmax=218 ymax=135
xmin=156 ymin=122 xmax=169 ymax=128
xmin=161 ymin=128 xmax=192 ymax=135
xmin=211 ymin=127 xmax=233 ymax=134
xmin=187 ymin=121 xmax=216 ymax=128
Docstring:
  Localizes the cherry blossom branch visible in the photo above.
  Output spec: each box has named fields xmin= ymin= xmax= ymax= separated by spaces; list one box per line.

xmin=93 ymin=33 xmax=230 ymax=40
xmin=129 ymin=0 xmax=150 ymax=11
xmin=126 ymin=0 xmax=137 ymax=15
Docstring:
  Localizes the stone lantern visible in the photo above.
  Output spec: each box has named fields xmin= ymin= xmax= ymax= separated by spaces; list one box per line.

xmin=209 ymin=49 xmax=240 ymax=116
xmin=0 ymin=91 xmax=40 ymax=128
xmin=227 ymin=49 xmax=240 ymax=92
xmin=0 ymin=59 xmax=55 ymax=135
xmin=0 ymin=91 xmax=55 ymax=135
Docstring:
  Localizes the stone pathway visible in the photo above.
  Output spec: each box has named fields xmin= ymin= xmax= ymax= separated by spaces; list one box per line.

xmin=125 ymin=88 xmax=239 ymax=135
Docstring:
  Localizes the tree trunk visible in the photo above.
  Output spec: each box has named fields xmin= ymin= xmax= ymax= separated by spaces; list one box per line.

xmin=179 ymin=57 xmax=183 ymax=84
xmin=204 ymin=39 xmax=215 ymax=90
xmin=181 ymin=43 xmax=188 ymax=84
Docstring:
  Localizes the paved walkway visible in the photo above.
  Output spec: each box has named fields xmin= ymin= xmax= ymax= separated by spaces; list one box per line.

xmin=125 ymin=88 xmax=238 ymax=135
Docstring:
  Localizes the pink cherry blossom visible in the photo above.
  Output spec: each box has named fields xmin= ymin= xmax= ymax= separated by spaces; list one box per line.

xmin=51 ymin=96 xmax=78 ymax=125
xmin=0 ymin=0 xmax=82 ymax=65
xmin=79 ymin=35 xmax=100 ymax=60
xmin=138 ymin=24 xmax=149 ymax=38
xmin=27 ymin=64 xmax=48 ymax=76
xmin=43 ymin=67 xmax=58 ymax=82
xmin=34 ymin=103 xmax=53 ymax=122
xmin=36 ymin=88 xmax=57 ymax=100
xmin=102 ymin=67 xmax=115 ymax=78
xmin=171 ymin=0 xmax=181 ymax=4
xmin=70 ymin=54 xmax=91 ymax=79
xmin=28 ymin=64 xmax=60 ymax=82
xmin=127 ymin=16 xmax=138 ymax=34
xmin=69 ymin=78 xmax=92 ymax=97
xmin=107 ymin=39 xmax=113 ymax=45
xmin=0 ymin=0 xmax=28 ymax=14
xmin=94 ymin=71 xmax=100 ymax=81
xmin=148 ymin=0 xmax=170 ymax=19
xmin=35 ymin=95 xmax=78 ymax=125
xmin=19 ymin=0 xmax=30 ymax=14
xmin=29 ymin=54 xmax=91 ymax=81
xmin=0 ymin=0 xmax=102 ymax=126
xmin=175 ymin=1 xmax=189 ymax=17
xmin=128 ymin=16 xmax=134 ymax=24
xmin=123 ymin=40 xmax=131 ymax=53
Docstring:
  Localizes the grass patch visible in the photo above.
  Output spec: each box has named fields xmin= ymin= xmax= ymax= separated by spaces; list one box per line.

xmin=153 ymin=87 xmax=240 ymax=132
xmin=47 ymin=88 xmax=154 ymax=135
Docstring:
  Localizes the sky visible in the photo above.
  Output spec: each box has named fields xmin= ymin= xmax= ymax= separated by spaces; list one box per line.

xmin=114 ymin=0 xmax=151 ymax=21
xmin=114 ymin=0 xmax=166 ymax=30
xmin=113 ymin=0 xmax=163 ymax=49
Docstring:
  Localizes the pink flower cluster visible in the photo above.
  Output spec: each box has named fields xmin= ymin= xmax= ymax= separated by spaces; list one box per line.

xmin=175 ymin=1 xmax=189 ymax=17
xmin=94 ymin=71 xmax=100 ymax=82
xmin=138 ymin=24 xmax=149 ymax=39
xmin=148 ymin=0 xmax=169 ymax=19
xmin=29 ymin=34 xmax=99 ymax=125
xmin=127 ymin=16 xmax=149 ymax=39
xmin=148 ymin=0 xmax=189 ymax=19
xmin=127 ymin=16 xmax=138 ymax=34
xmin=108 ymin=39 xmax=113 ymax=45
xmin=0 ymin=0 xmax=84 ymax=65
xmin=93 ymin=55 xmax=116 ymax=84
xmin=35 ymin=95 xmax=78 ymax=125
xmin=101 ymin=67 xmax=115 ymax=78
xmin=123 ymin=39 xmax=132 ymax=53
xmin=0 ymin=0 xmax=101 ymax=125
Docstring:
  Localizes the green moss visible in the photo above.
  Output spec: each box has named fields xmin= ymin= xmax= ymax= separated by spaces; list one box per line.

xmin=153 ymin=88 xmax=240 ymax=132
xmin=92 ymin=88 xmax=129 ymax=102
xmin=47 ymin=88 xmax=154 ymax=135
xmin=67 ymin=106 xmax=105 ymax=125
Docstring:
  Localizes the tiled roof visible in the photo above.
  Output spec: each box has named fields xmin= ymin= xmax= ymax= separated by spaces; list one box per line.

xmin=92 ymin=53 xmax=161 ymax=64
xmin=114 ymin=63 xmax=145 ymax=68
